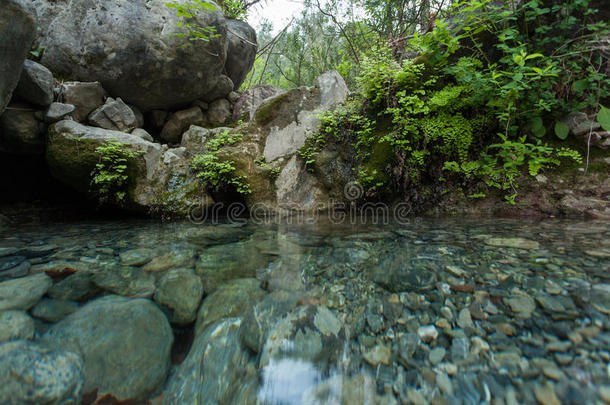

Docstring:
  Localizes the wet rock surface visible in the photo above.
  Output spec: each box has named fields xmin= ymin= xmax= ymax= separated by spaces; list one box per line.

xmin=0 ymin=217 xmax=608 ymax=404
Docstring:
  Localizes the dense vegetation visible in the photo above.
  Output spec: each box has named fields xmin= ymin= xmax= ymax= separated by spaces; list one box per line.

xmin=247 ymin=0 xmax=609 ymax=203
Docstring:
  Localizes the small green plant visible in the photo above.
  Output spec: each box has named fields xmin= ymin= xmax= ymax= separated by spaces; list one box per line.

xmin=191 ymin=130 xmax=251 ymax=195
xmin=165 ymin=1 xmax=221 ymax=44
xmin=92 ymin=140 xmax=143 ymax=203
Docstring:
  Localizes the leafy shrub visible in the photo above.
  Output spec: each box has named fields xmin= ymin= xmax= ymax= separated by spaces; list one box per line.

xmin=191 ymin=130 xmax=251 ymax=195
xmin=92 ymin=140 xmax=143 ymax=203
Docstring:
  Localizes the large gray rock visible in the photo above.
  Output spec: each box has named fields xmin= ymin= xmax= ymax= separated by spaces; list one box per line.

xmin=0 ymin=310 xmax=35 ymax=343
xmin=225 ymin=19 xmax=257 ymax=90
xmin=0 ymin=0 xmax=37 ymax=115
xmin=0 ymin=340 xmax=84 ymax=405
xmin=14 ymin=59 xmax=54 ymax=107
xmin=195 ymin=278 xmax=266 ymax=335
xmin=206 ymin=98 xmax=232 ymax=125
xmin=232 ymin=84 xmax=285 ymax=122
xmin=30 ymin=298 xmax=79 ymax=323
xmin=36 ymin=0 xmax=256 ymax=111
xmin=260 ymin=70 xmax=349 ymax=162
xmin=47 ymin=120 xmax=210 ymax=214
xmin=160 ymin=106 xmax=206 ymax=144
xmin=153 ymin=268 xmax=203 ymax=325
xmin=162 ymin=318 xmax=252 ymax=405
xmin=92 ymin=267 xmax=156 ymax=298
xmin=0 ymin=102 xmax=45 ymax=155
xmin=0 ymin=273 xmax=52 ymax=311
xmin=59 ymin=81 xmax=105 ymax=122
xmin=44 ymin=102 xmax=75 ymax=123
xmin=239 ymin=290 xmax=301 ymax=353
xmin=88 ymin=97 xmax=138 ymax=132
xmin=41 ymin=295 xmax=173 ymax=401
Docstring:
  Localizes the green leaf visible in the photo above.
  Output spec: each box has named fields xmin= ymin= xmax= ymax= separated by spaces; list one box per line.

xmin=531 ymin=117 xmax=545 ymax=138
xmin=554 ymin=121 xmax=570 ymax=140
xmin=571 ymin=79 xmax=587 ymax=93
xmin=597 ymin=105 xmax=610 ymax=131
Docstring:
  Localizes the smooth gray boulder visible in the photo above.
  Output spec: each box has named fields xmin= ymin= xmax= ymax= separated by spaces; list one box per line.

xmin=0 ymin=310 xmax=35 ymax=343
xmin=92 ymin=266 xmax=156 ymax=298
xmin=36 ymin=0 xmax=256 ymax=111
xmin=0 ymin=340 xmax=84 ymax=405
xmin=195 ymin=278 xmax=266 ymax=335
xmin=0 ymin=273 xmax=52 ymax=311
xmin=30 ymin=298 xmax=79 ymax=323
xmin=41 ymin=295 xmax=173 ymax=401
xmin=0 ymin=0 xmax=37 ymax=115
xmin=162 ymin=318 xmax=252 ymax=405
xmin=14 ymin=59 xmax=54 ymax=107
xmin=239 ymin=290 xmax=301 ymax=353
xmin=59 ymin=81 xmax=105 ymax=122
xmin=153 ymin=268 xmax=203 ymax=325
xmin=88 ymin=97 xmax=138 ymax=131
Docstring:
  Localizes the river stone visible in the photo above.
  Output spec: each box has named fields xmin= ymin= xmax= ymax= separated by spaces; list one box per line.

xmin=0 ymin=102 xmax=45 ymax=155
xmin=505 ymin=294 xmax=536 ymax=318
xmin=260 ymin=305 xmax=346 ymax=368
xmin=240 ymin=290 xmax=301 ymax=353
xmin=14 ymin=59 xmax=54 ymax=107
xmin=119 ymin=247 xmax=155 ymax=266
xmin=45 ymin=102 xmax=75 ymax=123
xmin=30 ymin=298 xmax=79 ymax=323
xmin=0 ymin=259 xmax=30 ymax=281
xmin=485 ymin=237 xmax=540 ymax=249
xmin=371 ymin=251 xmax=437 ymax=292
xmin=88 ymin=97 xmax=137 ymax=131
xmin=47 ymin=272 xmax=95 ymax=302
xmin=92 ymin=267 xmax=156 ymax=298
xmin=41 ymin=295 xmax=173 ymax=401
xmin=0 ymin=340 xmax=84 ymax=405
xmin=195 ymin=277 xmax=266 ymax=335
xmin=363 ymin=344 xmax=392 ymax=366
xmin=154 ymin=268 xmax=203 ymax=325
xmin=0 ymin=310 xmax=34 ymax=343
xmin=160 ymin=106 xmax=206 ymax=144
xmin=59 ymin=81 xmax=105 ymax=122
xmin=142 ymin=249 xmax=195 ymax=272
xmin=0 ymin=0 xmax=36 ymax=115
xmin=0 ymin=273 xmax=52 ymax=311
xmin=162 ymin=318 xmax=250 ymax=405
xmin=195 ymin=242 xmax=271 ymax=294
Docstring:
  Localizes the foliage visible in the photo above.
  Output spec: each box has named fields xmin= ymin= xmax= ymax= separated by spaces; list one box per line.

xmin=190 ymin=130 xmax=251 ymax=195
xmin=92 ymin=140 xmax=143 ymax=203
xmin=165 ymin=1 xmax=221 ymax=44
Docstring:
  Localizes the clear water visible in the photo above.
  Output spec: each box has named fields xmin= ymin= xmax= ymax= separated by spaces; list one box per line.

xmin=1 ymin=216 xmax=609 ymax=404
